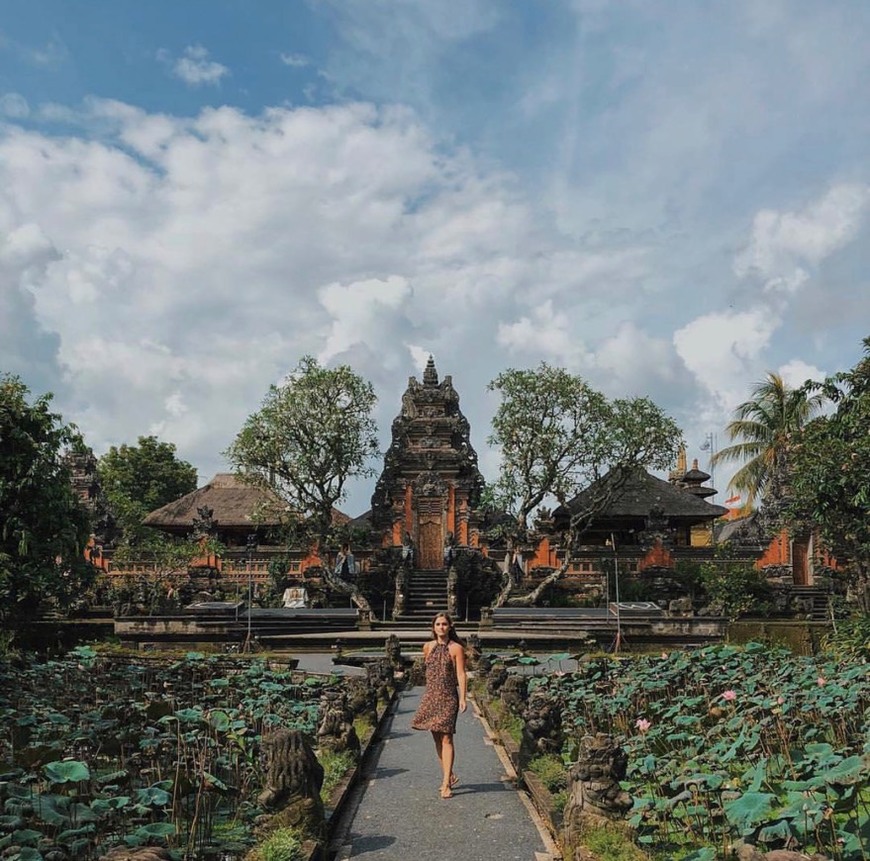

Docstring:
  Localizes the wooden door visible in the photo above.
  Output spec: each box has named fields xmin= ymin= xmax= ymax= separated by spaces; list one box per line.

xmin=416 ymin=497 xmax=444 ymax=569
xmin=418 ymin=520 xmax=443 ymax=569
xmin=792 ymin=539 xmax=809 ymax=586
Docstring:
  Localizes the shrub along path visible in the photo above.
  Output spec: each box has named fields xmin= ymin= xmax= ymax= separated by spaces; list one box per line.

xmin=332 ymin=685 xmax=557 ymax=860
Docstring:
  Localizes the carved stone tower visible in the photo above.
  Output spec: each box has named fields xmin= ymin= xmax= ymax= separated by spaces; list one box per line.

xmin=370 ymin=357 xmax=485 ymax=568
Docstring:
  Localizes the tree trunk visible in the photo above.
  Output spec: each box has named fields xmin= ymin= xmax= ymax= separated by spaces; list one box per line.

xmin=321 ymin=568 xmax=373 ymax=616
xmin=505 ymin=558 xmax=571 ymax=606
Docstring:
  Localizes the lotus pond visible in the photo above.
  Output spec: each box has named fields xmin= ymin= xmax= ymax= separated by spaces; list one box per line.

xmin=531 ymin=643 xmax=870 ymax=859
xmin=0 ymin=647 xmax=347 ymax=861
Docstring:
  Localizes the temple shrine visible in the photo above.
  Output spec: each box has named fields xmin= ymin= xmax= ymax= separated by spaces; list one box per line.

xmin=369 ymin=356 xmax=485 ymax=567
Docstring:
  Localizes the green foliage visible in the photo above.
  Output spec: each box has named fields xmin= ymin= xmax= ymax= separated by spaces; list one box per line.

xmin=711 ymin=372 xmax=824 ymax=507
xmin=527 ymin=754 xmax=568 ymax=792
xmin=821 ymin=614 xmax=870 ymax=661
xmin=583 ymin=827 xmax=648 ymax=861
xmin=250 ymin=827 xmax=304 ymax=861
xmin=487 ymin=363 xmax=683 ymax=533
xmin=225 ymin=356 xmax=378 ymax=543
xmin=0 ymin=374 xmax=94 ymax=623
xmin=97 ymin=435 xmax=196 ymax=552
xmin=317 ymin=749 xmax=356 ymax=804
xmin=697 ymin=559 xmax=774 ymax=619
xmin=544 ymin=643 xmax=870 ymax=859
xmin=0 ymin=651 xmax=337 ymax=860
xmin=789 ymin=339 xmax=870 ymax=609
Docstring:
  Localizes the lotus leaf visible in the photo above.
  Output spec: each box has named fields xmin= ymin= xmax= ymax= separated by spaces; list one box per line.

xmin=11 ymin=829 xmax=42 ymax=845
xmin=724 ymin=791 xmax=777 ymax=832
xmin=43 ymin=761 xmax=89 ymax=784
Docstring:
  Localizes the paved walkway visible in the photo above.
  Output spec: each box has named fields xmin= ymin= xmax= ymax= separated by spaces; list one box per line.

xmin=334 ymin=686 xmax=557 ymax=860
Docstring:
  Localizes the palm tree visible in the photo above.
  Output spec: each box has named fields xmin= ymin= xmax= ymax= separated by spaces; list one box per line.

xmin=711 ymin=372 xmax=825 ymax=508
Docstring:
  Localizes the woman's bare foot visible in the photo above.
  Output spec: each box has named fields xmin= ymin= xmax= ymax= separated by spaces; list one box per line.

xmin=440 ymin=784 xmax=453 ymax=799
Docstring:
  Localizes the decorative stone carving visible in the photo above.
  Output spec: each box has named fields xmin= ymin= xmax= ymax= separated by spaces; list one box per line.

xmin=257 ymin=728 xmax=324 ymax=836
xmin=366 ymin=657 xmax=396 ymax=702
xmin=317 ymin=690 xmax=360 ymax=758
xmin=465 ymin=633 xmax=482 ymax=670
xmin=486 ymin=665 xmax=508 ymax=697
xmin=370 ymin=357 xmax=485 ymax=561
xmin=385 ymin=634 xmax=403 ymax=670
xmin=475 ymin=652 xmax=492 ymax=677
xmin=345 ymin=677 xmax=378 ymax=727
xmin=667 ymin=596 xmax=694 ymax=617
xmin=520 ymin=686 xmax=563 ymax=765
xmin=564 ymin=734 xmax=632 ymax=821
xmin=500 ymin=674 xmax=529 ymax=715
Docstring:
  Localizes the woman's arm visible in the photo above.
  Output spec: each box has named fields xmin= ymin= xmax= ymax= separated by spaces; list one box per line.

xmin=451 ymin=642 xmax=467 ymax=712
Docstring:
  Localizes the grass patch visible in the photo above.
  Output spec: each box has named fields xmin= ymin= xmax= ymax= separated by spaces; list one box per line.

xmin=527 ymin=754 xmax=568 ymax=792
xmin=353 ymin=715 xmax=374 ymax=744
xmin=248 ymin=827 xmax=304 ymax=861
xmin=317 ymin=748 xmax=356 ymax=804
xmin=583 ymin=827 xmax=647 ymax=861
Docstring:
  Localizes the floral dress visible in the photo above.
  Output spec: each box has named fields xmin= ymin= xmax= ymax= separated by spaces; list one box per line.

xmin=411 ymin=642 xmax=459 ymax=735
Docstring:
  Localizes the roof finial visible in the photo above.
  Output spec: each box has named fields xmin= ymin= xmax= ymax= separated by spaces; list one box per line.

xmin=423 ymin=355 xmax=439 ymax=386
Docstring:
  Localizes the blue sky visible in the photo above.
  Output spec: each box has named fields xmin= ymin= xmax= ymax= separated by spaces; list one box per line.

xmin=2 ymin=0 xmax=869 ymax=515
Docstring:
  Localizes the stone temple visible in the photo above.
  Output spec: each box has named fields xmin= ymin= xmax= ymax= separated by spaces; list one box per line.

xmin=369 ymin=356 xmax=486 ymax=567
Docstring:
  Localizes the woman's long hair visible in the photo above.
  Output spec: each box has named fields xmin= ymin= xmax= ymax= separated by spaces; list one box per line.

xmin=431 ymin=612 xmax=465 ymax=647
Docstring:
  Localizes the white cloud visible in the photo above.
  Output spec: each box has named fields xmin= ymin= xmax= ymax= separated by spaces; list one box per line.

xmin=0 ymin=93 xmax=29 ymax=118
xmin=673 ymin=309 xmax=779 ymax=408
xmin=497 ymin=300 xmax=592 ymax=369
xmin=158 ymin=45 xmax=230 ymax=87
xmin=777 ymin=359 xmax=825 ymax=390
xmin=735 ymin=184 xmax=870 ymax=283
xmin=280 ymin=53 xmax=309 ymax=68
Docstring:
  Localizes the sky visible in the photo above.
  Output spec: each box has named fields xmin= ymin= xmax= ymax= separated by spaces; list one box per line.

xmin=2 ymin=0 xmax=869 ymax=517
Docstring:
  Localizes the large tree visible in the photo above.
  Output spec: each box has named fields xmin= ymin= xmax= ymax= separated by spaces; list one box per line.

xmin=98 ymin=435 xmax=197 ymax=554
xmin=710 ymin=372 xmax=824 ymax=508
xmin=486 ymin=363 xmax=683 ymax=605
xmin=788 ymin=339 xmax=870 ymax=611
xmin=0 ymin=374 xmax=95 ymax=624
xmin=224 ymin=356 xmax=379 ymax=611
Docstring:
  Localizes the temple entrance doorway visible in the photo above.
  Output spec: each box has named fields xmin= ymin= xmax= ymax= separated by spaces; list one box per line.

xmin=416 ymin=497 xmax=444 ymax=569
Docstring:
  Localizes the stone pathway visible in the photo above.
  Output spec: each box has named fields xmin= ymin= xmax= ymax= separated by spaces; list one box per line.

xmin=333 ymin=686 xmax=558 ymax=860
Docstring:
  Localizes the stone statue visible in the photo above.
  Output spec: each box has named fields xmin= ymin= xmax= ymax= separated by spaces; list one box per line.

xmin=486 ymin=665 xmax=508 ymax=697
xmin=257 ymin=728 xmax=324 ymax=837
xmin=465 ymin=633 xmax=482 ymax=670
xmin=366 ymin=657 xmax=396 ymax=703
xmin=500 ymin=674 xmax=529 ymax=715
xmin=564 ymin=734 xmax=632 ymax=819
xmin=520 ymin=686 xmax=563 ymax=766
xmin=385 ymin=633 xmax=403 ymax=670
xmin=345 ymin=676 xmax=379 ymax=727
xmin=317 ymin=690 xmax=360 ymax=758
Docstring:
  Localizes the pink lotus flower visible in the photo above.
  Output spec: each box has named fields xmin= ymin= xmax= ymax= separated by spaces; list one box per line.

xmin=777 ymin=696 xmax=785 ymax=705
xmin=635 ymin=718 xmax=651 ymax=732
xmin=721 ymin=690 xmax=737 ymax=702
xmin=660 ymin=652 xmax=669 ymax=660
xmin=817 ymin=677 xmax=827 ymax=687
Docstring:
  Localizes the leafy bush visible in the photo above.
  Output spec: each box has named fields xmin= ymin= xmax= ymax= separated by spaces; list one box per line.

xmin=822 ymin=614 xmax=870 ymax=661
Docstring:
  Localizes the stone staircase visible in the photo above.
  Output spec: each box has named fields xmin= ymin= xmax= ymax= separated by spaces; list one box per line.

xmin=790 ymin=586 xmax=830 ymax=621
xmin=394 ymin=568 xmax=449 ymax=622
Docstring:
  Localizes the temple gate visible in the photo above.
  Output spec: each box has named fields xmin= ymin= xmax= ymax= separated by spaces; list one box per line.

xmin=370 ymin=357 xmax=485 ymax=566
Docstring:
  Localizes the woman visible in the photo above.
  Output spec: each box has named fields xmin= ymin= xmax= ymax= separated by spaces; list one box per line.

xmin=411 ymin=612 xmax=467 ymax=798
